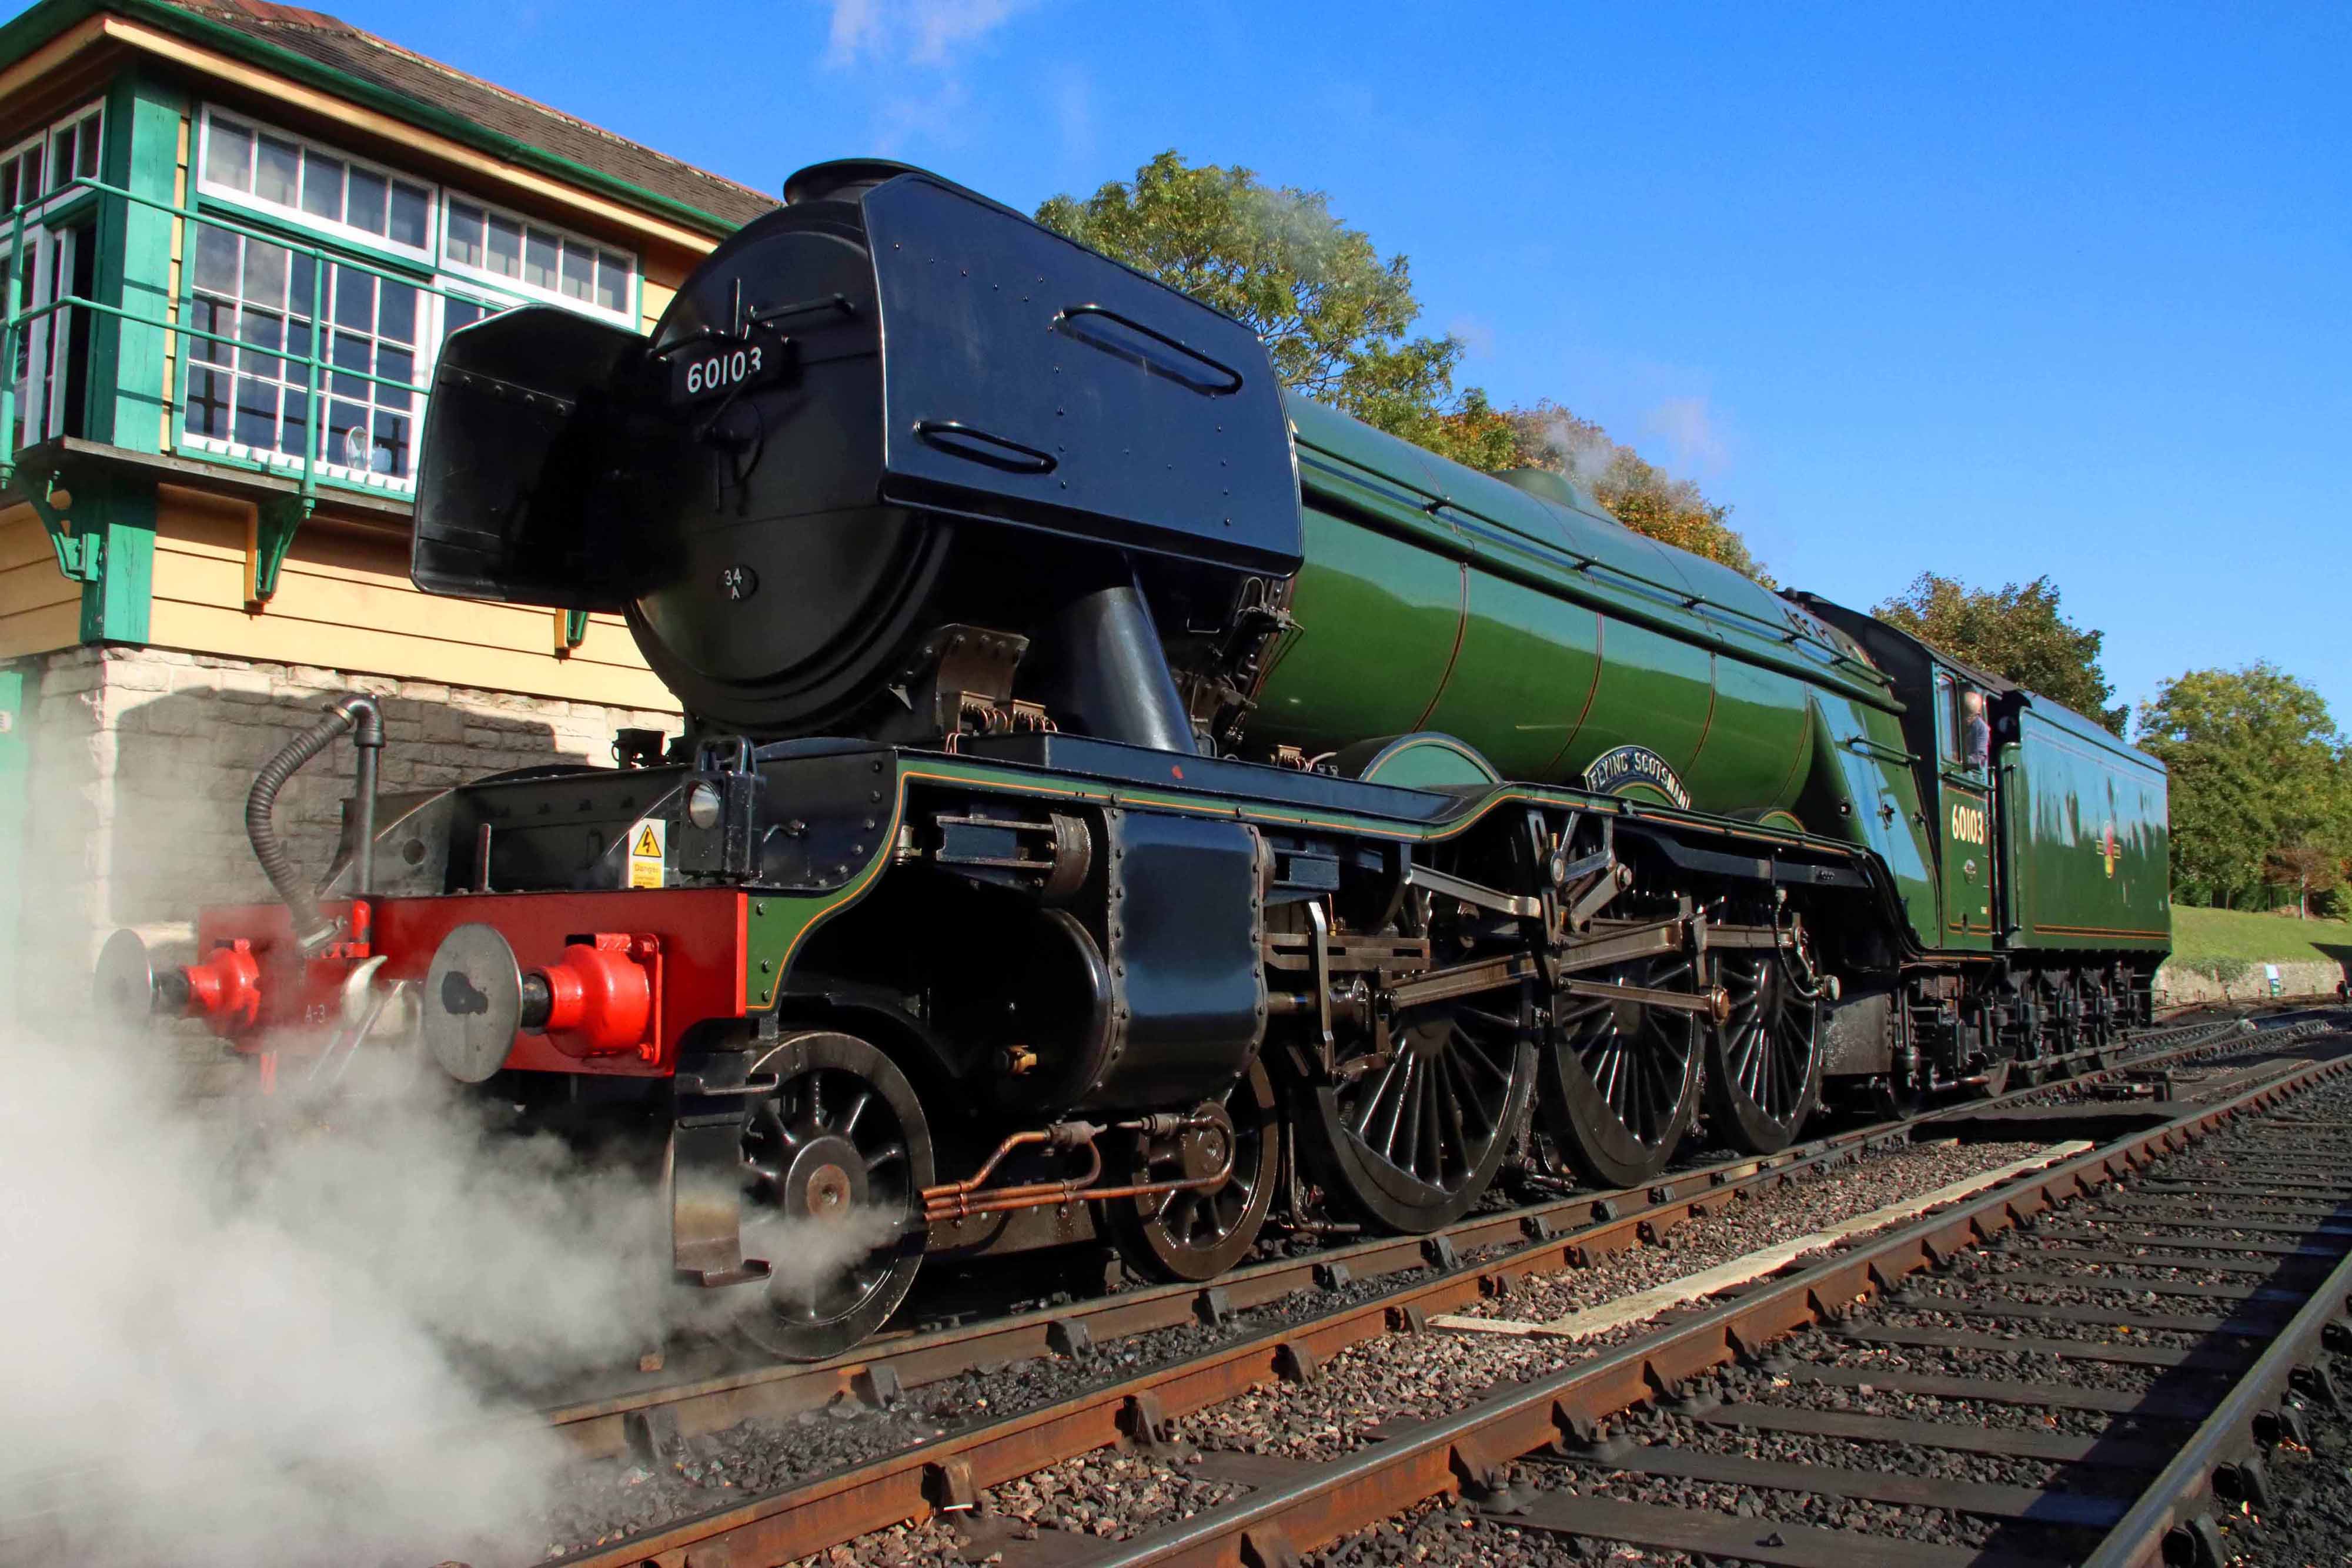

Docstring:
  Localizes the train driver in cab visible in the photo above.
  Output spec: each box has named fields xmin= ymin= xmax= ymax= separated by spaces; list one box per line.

xmin=1961 ymin=688 xmax=1992 ymax=771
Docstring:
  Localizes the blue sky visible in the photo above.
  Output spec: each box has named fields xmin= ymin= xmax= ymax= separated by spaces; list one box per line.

xmin=118 ymin=2 xmax=2352 ymax=723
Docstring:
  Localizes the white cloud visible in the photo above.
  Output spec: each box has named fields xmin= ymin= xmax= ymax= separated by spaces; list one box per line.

xmin=818 ymin=0 xmax=1043 ymax=155
xmin=824 ymin=0 xmax=1039 ymax=68
xmin=1051 ymin=62 xmax=1094 ymax=162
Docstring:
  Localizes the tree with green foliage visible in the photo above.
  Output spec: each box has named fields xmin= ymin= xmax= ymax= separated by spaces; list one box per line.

xmin=1874 ymin=573 xmax=2126 ymax=733
xmin=2135 ymin=663 xmax=2352 ymax=910
xmin=1039 ymin=153 xmax=1762 ymax=572
xmin=1035 ymin=152 xmax=1493 ymax=464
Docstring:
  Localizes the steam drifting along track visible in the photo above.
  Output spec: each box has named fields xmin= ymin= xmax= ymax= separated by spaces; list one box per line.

xmin=517 ymin=1012 xmax=2336 ymax=1567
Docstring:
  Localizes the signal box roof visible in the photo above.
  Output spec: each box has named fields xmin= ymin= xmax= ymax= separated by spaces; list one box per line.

xmin=0 ymin=0 xmax=782 ymax=233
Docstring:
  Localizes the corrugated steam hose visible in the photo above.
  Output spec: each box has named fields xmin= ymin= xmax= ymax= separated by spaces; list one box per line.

xmin=247 ymin=695 xmax=382 ymax=955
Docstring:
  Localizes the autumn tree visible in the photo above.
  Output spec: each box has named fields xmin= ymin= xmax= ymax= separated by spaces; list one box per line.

xmin=1875 ymin=573 xmax=2125 ymax=733
xmin=1484 ymin=399 xmax=1766 ymax=581
xmin=2135 ymin=663 xmax=2352 ymax=909
xmin=2263 ymin=844 xmax=2344 ymax=920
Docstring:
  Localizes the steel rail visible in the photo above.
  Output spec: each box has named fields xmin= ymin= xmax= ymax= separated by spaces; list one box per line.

xmin=533 ymin=1012 xmax=2270 ymax=1463
xmin=2080 ymin=1226 xmax=2352 ymax=1565
xmin=1054 ymin=1042 xmax=2352 ymax=1568
xmin=529 ymin=1018 xmax=2317 ymax=1568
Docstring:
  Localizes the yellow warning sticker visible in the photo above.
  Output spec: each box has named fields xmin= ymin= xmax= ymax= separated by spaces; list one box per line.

xmin=627 ymin=817 xmax=666 ymax=888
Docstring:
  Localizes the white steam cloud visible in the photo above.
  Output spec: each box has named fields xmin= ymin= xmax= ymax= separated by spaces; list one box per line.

xmin=0 ymin=1022 xmax=674 ymax=1566
xmin=1640 ymin=393 xmax=1730 ymax=477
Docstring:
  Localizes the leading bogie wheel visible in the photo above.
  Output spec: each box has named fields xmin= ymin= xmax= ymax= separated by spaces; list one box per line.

xmin=1702 ymin=930 xmax=1823 ymax=1155
xmin=1105 ymin=1059 xmax=1281 ymax=1282
xmin=1538 ymin=951 xmax=1702 ymax=1189
xmin=731 ymin=1029 xmax=934 ymax=1362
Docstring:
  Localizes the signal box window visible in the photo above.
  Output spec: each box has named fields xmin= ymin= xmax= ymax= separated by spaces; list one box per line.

xmin=179 ymin=103 xmax=639 ymax=493
xmin=199 ymin=110 xmax=433 ymax=258
xmin=184 ymin=225 xmax=422 ymax=483
xmin=445 ymin=197 xmax=633 ymax=319
xmin=2 ymin=102 xmax=104 ymax=449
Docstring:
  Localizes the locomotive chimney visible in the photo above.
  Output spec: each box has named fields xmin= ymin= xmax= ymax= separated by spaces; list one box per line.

xmin=781 ymin=158 xmax=923 ymax=206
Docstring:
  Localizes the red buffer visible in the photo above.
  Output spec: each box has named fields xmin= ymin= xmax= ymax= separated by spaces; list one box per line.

xmin=181 ymin=939 xmax=262 ymax=1037
xmin=534 ymin=933 xmax=660 ymax=1060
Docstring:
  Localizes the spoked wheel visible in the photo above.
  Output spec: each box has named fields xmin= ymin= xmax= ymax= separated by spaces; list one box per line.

xmin=1538 ymin=952 xmax=1702 ymax=1188
xmin=732 ymin=1031 xmax=933 ymax=1362
xmin=1297 ymin=999 xmax=1535 ymax=1233
xmin=1105 ymin=1060 xmax=1279 ymax=1281
xmin=1702 ymin=933 xmax=1823 ymax=1155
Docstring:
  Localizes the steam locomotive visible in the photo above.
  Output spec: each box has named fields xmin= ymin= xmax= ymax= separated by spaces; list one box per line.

xmin=100 ymin=161 xmax=2171 ymax=1360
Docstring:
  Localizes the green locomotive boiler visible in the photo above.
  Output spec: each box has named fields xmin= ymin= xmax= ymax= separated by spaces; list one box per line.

xmin=108 ymin=159 xmax=2169 ymax=1360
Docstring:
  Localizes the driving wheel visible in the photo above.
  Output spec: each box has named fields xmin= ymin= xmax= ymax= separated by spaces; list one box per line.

xmin=1702 ymin=929 xmax=1823 ymax=1155
xmin=1538 ymin=951 xmax=1702 ymax=1188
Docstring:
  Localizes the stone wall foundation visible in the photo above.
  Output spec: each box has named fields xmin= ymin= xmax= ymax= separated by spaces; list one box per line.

xmin=9 ymin=644 xmax=679 ymax=1086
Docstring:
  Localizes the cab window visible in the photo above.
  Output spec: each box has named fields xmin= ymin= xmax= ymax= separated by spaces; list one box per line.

xmin=1935 ymin=673 xmax=1959 ymax=762
xmin=1957 ymin=684 xmax=1990 ymax=771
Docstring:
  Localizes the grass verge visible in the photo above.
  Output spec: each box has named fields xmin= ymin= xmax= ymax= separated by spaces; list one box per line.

xmin=2170 ymin=905 xmax=2352 ymax=969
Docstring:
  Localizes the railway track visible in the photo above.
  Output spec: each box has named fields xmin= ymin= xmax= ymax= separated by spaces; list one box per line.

xmin=510 ymin=1012 xmax=2337 ymax=1568
xmin=529 ymin=1013 xmax=2278 ymax=1466
xmin=1443 ymin=1066 xmax=2352 ymax=1568
xmin=0 ymin=1012 xmax=2317 ymax=1567
xmin=914 ymin=1019 xmax=2352 ymax=1568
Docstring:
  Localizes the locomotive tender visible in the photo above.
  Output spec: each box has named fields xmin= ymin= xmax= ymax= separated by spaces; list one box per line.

xmin=100 ymin=161 xmax=2171 ymax=1359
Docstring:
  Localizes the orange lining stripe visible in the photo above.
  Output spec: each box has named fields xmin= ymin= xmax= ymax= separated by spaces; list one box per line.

xmin=1409 ymin=563 xmax=1473 ymax=733
xmin=1541 ymin=614 xmax=1608 ymax=780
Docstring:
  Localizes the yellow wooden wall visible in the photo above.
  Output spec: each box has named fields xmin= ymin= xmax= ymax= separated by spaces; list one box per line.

xmin=0 ymin=504 xmax=82 ymax=658
xmin=642 ymin=277 xmax=678 ymax=332
xmin=145 ymin=486 xmax=677 ymax=711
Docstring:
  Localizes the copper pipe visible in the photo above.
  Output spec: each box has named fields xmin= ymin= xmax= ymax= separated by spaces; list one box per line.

xmin=924 ymin=1142 xmax=1105 ymax=1222
xmin=927 ymin=1128 xmax=1054 ymax=1202
xmin=919 ymin=1112 xmax=1233 ymax=1222
xmin=924 ymin=1142 xmax=1238 ymax=1222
